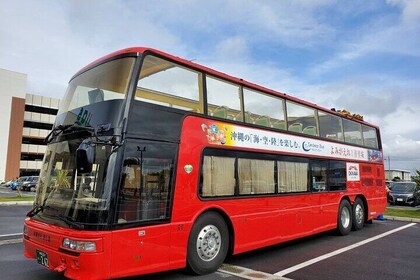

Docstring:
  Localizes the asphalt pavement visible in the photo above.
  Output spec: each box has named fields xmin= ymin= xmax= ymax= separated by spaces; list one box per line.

xmin=0 ymin=204 xmax=419 ymax=280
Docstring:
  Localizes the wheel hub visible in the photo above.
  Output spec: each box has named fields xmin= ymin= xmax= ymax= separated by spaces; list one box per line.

xmin=341 ymin=207 xmax=350 ymax=228
xmin=355 ymin=204 xmax=364 ymax=224
xmin=196 ymin=225 xmax=221 ymax=261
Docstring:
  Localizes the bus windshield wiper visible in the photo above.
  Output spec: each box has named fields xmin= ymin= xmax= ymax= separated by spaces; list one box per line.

xmin=45 ymin=124 xmax=94 ymax=144
xmin=27 ymin=193 xmax=51 ymax=217
xmin=56 ymin=214 xmax=84 ymax=229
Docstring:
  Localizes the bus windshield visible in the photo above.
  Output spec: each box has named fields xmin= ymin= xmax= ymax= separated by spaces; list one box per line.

xmin=33 ymin=139 xmax=117 ymax=228
xmin=59 ymin=57 xmax=135 ymax=114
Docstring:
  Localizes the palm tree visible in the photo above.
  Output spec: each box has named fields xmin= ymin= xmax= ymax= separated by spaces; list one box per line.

xmin=54 ymin=170 xmax=71 ymax=188
xmin=412 ymin=170 xmax=420 ymax=186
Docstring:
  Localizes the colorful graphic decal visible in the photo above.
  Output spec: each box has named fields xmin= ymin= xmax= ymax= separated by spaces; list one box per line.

xmin=184 ymin=164 xmax=193 ymax=174
xmin=201 ymin=123 xmax=231 ymax=145
xmin=201 ymin=122 xmax=383 ymax=163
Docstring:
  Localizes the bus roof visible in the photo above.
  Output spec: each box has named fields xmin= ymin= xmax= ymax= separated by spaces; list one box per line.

xmin=74 ymin=47 xmax=379 ymax=128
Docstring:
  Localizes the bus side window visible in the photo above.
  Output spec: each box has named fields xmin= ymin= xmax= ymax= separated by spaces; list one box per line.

xmin=206 ymin=76 xmax=242 ymax=121
xmin=116 ymin=142 xmax=176 ymax=223
xmin=117 ymin=158 xmax=141 ymax=223
xmin=136 ymin=55 xmax=204 ymax=113
xmin=310 ymin=160 xmax=327 ymax=192
xmin=201 ymin=156 xmax=235 ymax=197
xmin=286 ymin=101 xmax=318 ymax=136
xmin=318 ymin=111 xmax=344 ymax=141
xmin=328 ymin=161 xmax=346 ymax=191
xmin=343 ymin=119 xmax=363 ymax=145
xmin=243 ymin=88 xmax=286 ymax=129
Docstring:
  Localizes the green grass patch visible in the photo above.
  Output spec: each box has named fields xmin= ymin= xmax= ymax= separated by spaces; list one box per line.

xmin=0 ymin=196 xmax=35 ymax=202
xmin=384 ymin=208 xmax=420 ymax=219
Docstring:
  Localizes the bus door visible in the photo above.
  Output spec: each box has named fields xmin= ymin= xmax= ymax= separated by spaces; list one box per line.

xmin=111 ymin=140 xmax=176 ymax=275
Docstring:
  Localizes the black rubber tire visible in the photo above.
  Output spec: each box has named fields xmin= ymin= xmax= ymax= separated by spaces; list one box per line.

xmin=187 ymin=212 xmax=229 ymax=275
xmin=337 ymin=199 xmax=352 ymax=236
xmin=352 ymin=198 xmax=365 ymax=231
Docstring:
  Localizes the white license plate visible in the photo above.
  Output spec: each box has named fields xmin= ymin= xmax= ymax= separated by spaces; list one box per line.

xmin=396 ymin=198 xmax=403 ymax=202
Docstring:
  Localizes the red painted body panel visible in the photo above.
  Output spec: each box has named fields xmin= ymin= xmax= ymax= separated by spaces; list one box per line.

xmin=24 ymin=115 xmax=386 ymax=279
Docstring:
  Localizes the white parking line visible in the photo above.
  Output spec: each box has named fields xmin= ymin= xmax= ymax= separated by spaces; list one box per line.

xmin=0 ymin=233 xmax=22 ymax=238
xmin=219 ymin=264 xmax=292 ymax=280
xmin=274 ymin=223 xmax=416 ymax=277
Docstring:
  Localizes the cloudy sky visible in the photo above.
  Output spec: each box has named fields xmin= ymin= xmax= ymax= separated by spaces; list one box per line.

xmin=1 ymin=0 xmax=419 ymax=172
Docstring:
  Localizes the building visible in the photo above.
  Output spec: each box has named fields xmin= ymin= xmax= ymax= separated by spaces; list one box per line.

xmin=385 ymin=169 xmax=412 ymax=181
xmin=0 ymin=68 xmax=60 ymax=181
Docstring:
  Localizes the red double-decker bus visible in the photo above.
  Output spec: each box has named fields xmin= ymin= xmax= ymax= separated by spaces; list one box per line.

xmin=23 ymin=47 xmax=386 ymax=279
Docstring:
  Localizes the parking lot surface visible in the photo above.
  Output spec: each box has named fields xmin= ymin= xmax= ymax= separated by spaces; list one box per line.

xmin=0 ymin=205 xmax=419 ymax=280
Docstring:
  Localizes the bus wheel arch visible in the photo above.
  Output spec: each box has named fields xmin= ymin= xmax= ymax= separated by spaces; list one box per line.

xmin=186 ymin=210 xmax=232 ymax=275
xmin=352 ymin=196 xmax=367 ymax=231
xmin=337 ymin=197 xmax=352 ymax=236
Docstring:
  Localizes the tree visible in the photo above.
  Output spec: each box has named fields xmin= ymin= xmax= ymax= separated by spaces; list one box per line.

xmin=412 ymin=170 xmax=420 ymax=186
xmin=53 ymin=170 xmax=71 ymax=188
xmin=392 ymin=176 xmax=401 ymax=182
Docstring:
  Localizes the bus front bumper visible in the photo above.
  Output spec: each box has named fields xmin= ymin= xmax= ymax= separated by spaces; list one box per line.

xmin=23 ymin=236 xmax=109 ymax=280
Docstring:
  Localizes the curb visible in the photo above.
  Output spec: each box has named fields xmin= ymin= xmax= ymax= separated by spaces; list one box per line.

xmin=383 ymin=215 xmax=420 ymax=223
xmin=0 ymin=201 xmax=34 ymax=206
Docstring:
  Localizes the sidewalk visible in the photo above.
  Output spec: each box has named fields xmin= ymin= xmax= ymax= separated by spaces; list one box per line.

xmin=0 ymin=201 xmax=34 ymax=206
xmin=383 ymin=215 xmax=420 ymax=223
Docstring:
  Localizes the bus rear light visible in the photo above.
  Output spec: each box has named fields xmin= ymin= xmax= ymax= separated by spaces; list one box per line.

xmin=62 ymin=238 xmax=96 ymax=252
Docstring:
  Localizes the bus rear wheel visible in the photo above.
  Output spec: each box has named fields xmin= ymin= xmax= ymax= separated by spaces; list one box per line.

xmin=337 ymin=199 xmax=352 ymax=236
xmin=187 ymin=212 xmax=229 ymax=275
xmin=352 ymin=198 xmax=365 ymax=231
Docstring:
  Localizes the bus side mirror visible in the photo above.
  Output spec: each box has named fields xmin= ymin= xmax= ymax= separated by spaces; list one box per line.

xmin=76 ymin=140 xmax=95 ymax=174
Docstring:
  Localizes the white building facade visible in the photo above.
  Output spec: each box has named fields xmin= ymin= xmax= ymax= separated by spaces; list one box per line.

xmin=0 ymin=69 xmax=60 ymax=181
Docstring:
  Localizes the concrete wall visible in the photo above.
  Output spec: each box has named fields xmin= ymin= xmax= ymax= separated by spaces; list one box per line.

xmin=0 ymin=69 xmax=27 ymax=181
xmin=385 ymin=170 xmax=412 ymax=181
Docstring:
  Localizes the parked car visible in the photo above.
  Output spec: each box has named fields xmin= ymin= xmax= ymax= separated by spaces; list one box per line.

xmin=387 ymin=182 xmax=420 ymax=206
xmin=10 ymin=177 xmax=27 ymax=190
xmin=21 ymin=176 xmax=39 ymax=192
xmin=1 ymin=179 xmax=14 ymax=188
xmin=11 ymin=176 xmax=36 ymax=190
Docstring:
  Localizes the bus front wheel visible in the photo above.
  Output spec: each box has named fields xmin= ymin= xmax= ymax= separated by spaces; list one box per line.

xmin=187 ymin=212 xmax=229 ymax=275
xmin=352 ymin=198 xmax=365 ymax=231
xmin=337 ymin=199 xmax=352 ymax=236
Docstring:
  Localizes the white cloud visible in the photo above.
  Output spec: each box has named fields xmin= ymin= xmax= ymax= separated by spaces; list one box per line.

xmin=311 ymin=0 xmax=420 ymax=76
xmin=0 ymin=0 xmax=419 ymax=172
xmin=0 ymin=0 xmax=185 ymax=98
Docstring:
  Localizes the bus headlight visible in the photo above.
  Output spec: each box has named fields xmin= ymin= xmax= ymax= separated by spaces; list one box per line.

xmin=62 ymin=238 xmax=96 ymax=252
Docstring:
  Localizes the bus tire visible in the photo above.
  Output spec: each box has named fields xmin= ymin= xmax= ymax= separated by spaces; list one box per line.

xmin=352 ymin=198 xmax=365 ymax=231
xmin=187 ymin=212 xmax=229 ymax=275
xmin=337 ymin=199 xmax=352 ymax=236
